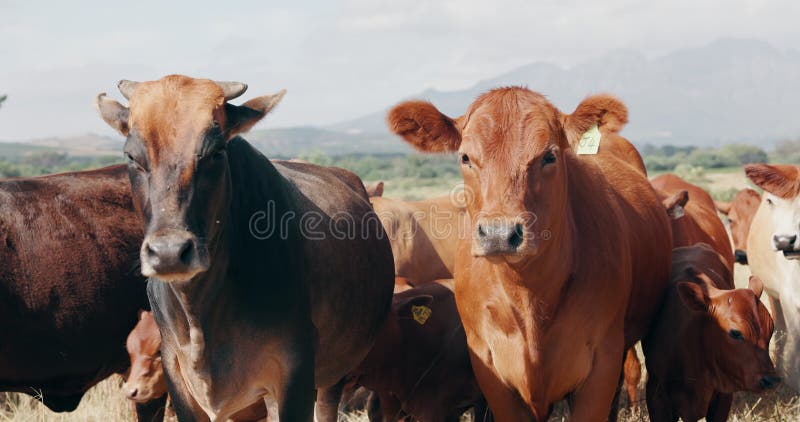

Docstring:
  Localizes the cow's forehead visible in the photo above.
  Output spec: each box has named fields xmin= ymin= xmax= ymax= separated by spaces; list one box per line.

xmin=128 ymin=76 xmax=227 ymax=151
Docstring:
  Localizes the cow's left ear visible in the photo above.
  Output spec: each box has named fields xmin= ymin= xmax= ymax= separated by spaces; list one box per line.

xmin=677 ymin=282 xmax=710 ymax=312
xmin=224 ymin=90 xmax=286 ymax=139
xmin=748 ymin=275 xmax=764 ymax=299
xmin=663 ymin=190 xmax=689 ymax=220
xmin=94 ymin=93 xmax=130 ymax=136
xmin=563 ymin=94 xmax=628 ymax=147
xmin=745 ymin=163 xmax=800 ymax=200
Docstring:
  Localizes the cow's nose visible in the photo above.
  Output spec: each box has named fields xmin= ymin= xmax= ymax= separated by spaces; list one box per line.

xmin=773 ymin=234 xmax=797 ymax=251
xmin=734 ymin=249 xmax=748 ymax=265
xmin=141 ymin=230 xmax=199 ymax=276
xmin=127 ymin=387 xmax=139 ymax=399
xmin=476 ymin=222 xmax=524 ymax=255
xmin=760 ymin=375 xmax=781 ymax=390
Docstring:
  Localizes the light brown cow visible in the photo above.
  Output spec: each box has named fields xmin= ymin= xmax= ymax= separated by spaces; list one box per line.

xmin=644 ymin=243 xmax=778 ymax=422
xmin=124 ymin=311 xmax=167 ymax=404
xmin=716 ymin=188 xmax=762 ymax=264
xmin=371 ymin=195 xmax=468 ymax=284
xmin=387 ymin=89 xmax=672 ymax=420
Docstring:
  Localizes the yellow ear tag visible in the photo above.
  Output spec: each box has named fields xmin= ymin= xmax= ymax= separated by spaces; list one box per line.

xmin=576 ymin=124 xmax=601 ymax=155
xmin=411 ymin=305 xmax=432 ymax=325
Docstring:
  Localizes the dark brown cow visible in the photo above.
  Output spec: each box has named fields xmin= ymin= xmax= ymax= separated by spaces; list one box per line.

xmin=95 ymin=75 xmax=394 ymax=421
xmin=350 ymin=280 xmax=488 ymax=422
xmin=715 ymin=188 xmax=762 ymax=264
xmin=644 ymin=243 xmax=778 ymax=421
xmin=651 ymin=173 xmax=734 ymax=270
xmin=387 ymin=89 xmax=672 ymax=420
xmin=0 ymin=165 xmax=149 ymax=412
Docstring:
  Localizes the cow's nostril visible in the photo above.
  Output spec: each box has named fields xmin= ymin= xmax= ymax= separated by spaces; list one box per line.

xmin=144 ymin=242 xmax=158 ymax=260
xmin=128 ymin=388 xmax=138 ymax=398
xmin=477 ymin=225 xmax=487 ymax=238
xmin=509 ymin=224 xmax=524 ymax=248
xmin=178 ymin=240 xmax=194 ymax=266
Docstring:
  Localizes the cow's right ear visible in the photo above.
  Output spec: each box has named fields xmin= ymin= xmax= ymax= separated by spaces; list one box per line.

xmin=387 ymin=101 xmax=462 ymax=153
xmin=365 ymin=181 xmax=384 ymax=197
xmin=677 ymin=282 xmax=710 ymax=312
xmin=745 ymin=163 xmax=800 ymax=200
xmin=714 ymin=201 xmax=731 ymax=215
xmin=663 ymin=190 xmax=689 ymax=220
xmin=94 ymin=93 xmax=130 ymax=136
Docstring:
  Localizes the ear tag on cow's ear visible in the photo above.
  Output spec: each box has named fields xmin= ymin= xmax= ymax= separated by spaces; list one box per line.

xmin=576 ymin=124 xmax=601 ymax=155
xmin=411 ymin=305 xmax=432 ymax=325
xmin=670 ymin=205 xmax=686 ymax=220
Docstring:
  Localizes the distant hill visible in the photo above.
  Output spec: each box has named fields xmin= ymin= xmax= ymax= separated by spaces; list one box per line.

xmin=246 ymin=126 xmax=411 ymax=157
xmin=25 ymin=133 xmax=121 ymax=156
xmin=331 ymin=38 xmax=800 ymax=147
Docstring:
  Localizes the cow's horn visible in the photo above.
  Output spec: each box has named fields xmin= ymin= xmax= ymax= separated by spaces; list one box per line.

xmin=216 ymin=81 xmax=248 ymax=101
xmin=117 ymin=80 xmax=139 ymax=100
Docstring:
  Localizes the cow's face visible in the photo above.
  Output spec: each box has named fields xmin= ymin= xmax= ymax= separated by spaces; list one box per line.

xmin=678 ymin=275 xmax=779 ymax=392
xmin=745 ymin=164 xmax=800 ymax=260
xmin=124 ymin=312 xmax=167 ymax=402
xmin=387 ymin=88 xmax=628 ymax=261
xmin=716 ymin=188 xmax=761 ymax=264
xmin=95 ymin=75 xmax=285 ymax=281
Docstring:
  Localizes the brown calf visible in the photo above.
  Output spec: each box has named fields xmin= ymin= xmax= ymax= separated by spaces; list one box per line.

xmin=644 ymin=243 xmax=778 ymax=422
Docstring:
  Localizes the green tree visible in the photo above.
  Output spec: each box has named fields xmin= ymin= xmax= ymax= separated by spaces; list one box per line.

xmin=719 ymin=143 xmax=768 ymax=165
xmin=0 ymin=94 xmax=6 ymax=109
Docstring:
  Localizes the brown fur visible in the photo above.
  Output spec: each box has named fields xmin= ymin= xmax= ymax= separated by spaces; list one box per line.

xmin=651 ymin=174 xmax=735 ymax=270
xmin=745 ymin=163 xmax=800 ymax=199
xmin=644 ymin=244 xmax=777 ymax=422
xmin=125 ymin=311 xmax=167 ymax=403
xmin=387 ymin=87 xmax=672 ymax=420
xmin=716 ymin=188 xmax=761 ymax=254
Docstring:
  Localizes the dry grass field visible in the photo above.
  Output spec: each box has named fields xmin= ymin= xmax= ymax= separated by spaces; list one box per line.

xmin=2 ymin=167 xmax=798 ymax=421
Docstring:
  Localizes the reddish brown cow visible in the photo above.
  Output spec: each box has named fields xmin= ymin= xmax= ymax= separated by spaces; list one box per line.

xmin=652 ymin=174 xmax=734 ymax=269
xmin=715 ymin=188 xmax=762 ymax=264
xmin=351 ymin=280 xmax=488 ymax=422
xmin=388 ymin=89 xmax=672 ymax=420
xmin=125 ymin=311 xmax=167 ymax=404
xmin=644 ymin=243 xmax=778 ymax=421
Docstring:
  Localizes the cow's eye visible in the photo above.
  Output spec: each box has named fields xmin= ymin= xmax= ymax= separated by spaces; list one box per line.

xmin=729 ymin=329 xmax=744 ymax=340
xmin=212 ymin=149 xmax=226 ymax=160
xmin=460 ymin=154 xmax=471 ymax=166
xmin=125 ymin=152 xmax=146 ymax=172
xmin=542 ymin=150 xmax=556 ymax=167
xmin=767 ymin=198 xmax=774 ymax=206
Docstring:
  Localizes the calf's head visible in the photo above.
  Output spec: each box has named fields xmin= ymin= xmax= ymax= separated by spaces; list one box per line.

xmin=716 ymin=188 xmax=761 ymax=264
xmin=745 ymin=164 xmax=800 ymax=260
xmin=678 ymin=275 xmax=778 ymax=392
xmin=124 ymin=311 xmax=167 ymax=402
xmin=96 ymin=75 xmax=285 ymax=281
xmin=388 ymin=88 xmax=627 ymax=260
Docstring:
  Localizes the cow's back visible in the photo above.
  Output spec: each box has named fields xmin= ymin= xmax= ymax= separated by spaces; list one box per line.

xmin=581 ymin=146 xmax=672 ymax=346
xmin=272 ymin=160 xmax=395 ymax=387
xmin=371 ymin=195 xmax=467 ymax=283
xmin=0 ymin=165 xmax=146 ymax=410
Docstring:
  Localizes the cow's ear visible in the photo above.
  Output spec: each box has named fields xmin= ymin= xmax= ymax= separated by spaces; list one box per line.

xmin=387 ymin=101 xmax=462 ymax=153
xmin=224 ymin=90 xmax=286 ymax=139
xmin=748 ymin=276 xmax=764 ymax=299
xmin=365 ymin=181 xmax=384 ymax=197
xmin=663 ymin=190 xmax=689 ymax=220
xmin=563 ymin=94 xmax=628 ymax=147
xmin=395 ymin=294 xmax=434 ymax=318
xmin=137 ymin=309 xmax=147 ymax=321
xmin=94 ymin=93 xmax=130 ymax=136
xmin=715 ymin=201 xmax=732 ymax=215
xmin=677 ymin=282 xmax=710 ymax=312
xmin=745 ymin=164 xmax=800 ymax=200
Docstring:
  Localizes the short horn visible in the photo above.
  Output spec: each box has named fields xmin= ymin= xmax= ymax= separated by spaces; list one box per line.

xmin=216 ymin=81 xmax=248 ymax=101
xmin=118 ymin=80 xmax=139 ymax=100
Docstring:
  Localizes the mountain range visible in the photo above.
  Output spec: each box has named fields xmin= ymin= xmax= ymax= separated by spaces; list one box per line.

xmin=5 ymin=38 xmax=799 ymax=158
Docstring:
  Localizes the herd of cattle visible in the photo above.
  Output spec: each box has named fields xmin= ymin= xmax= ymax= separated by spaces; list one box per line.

xmin=1 ymin=74 xmax=799 ymax=422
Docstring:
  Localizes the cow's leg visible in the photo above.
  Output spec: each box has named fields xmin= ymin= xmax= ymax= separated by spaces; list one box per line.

xmin=622 ymin=346 xmax=641 ymax=406
xmin=365 ymin=391 xmax=381 ymax=422
xmin=468 ymin=352 xmax=535 ymax=422
xmin=135 ymin=394 xmax=168 ymax=422
xmin=315 ymin=377 xmax=346 ymax=422
xmin=769 ymin=295 xmax=787 ymax=367
xmin=162 ymin=353 xmax=209 ymax=422
xmin=705 ymin=392 xmax=732 ymax=422
xmin=273 ymin=342 xmax=315 ymax=422
xmin=645 ymin=373 xmax=676 ymax=422
xmin=472 ymin=396 xmax=493 ymax=422
xmin=569 ymin=329 xmax=623 ymax=421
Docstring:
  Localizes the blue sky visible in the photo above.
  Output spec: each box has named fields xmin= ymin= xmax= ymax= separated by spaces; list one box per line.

xmin=0 ymin=0 xmax=798 ymax=139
